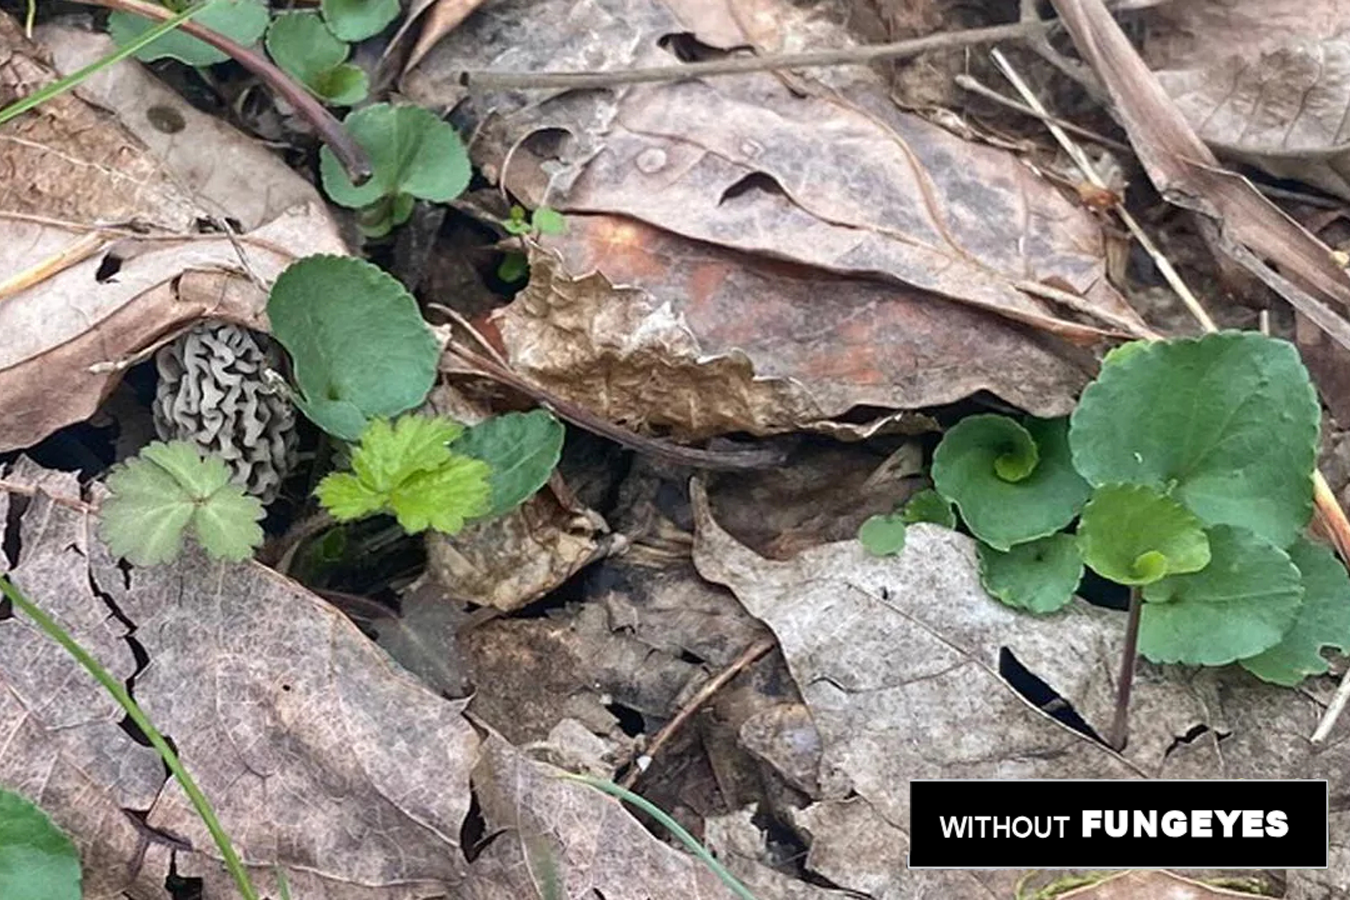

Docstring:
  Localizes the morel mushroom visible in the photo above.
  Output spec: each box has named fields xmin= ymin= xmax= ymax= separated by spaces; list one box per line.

xmin=153 ymin=320 xmax=297 ymax=503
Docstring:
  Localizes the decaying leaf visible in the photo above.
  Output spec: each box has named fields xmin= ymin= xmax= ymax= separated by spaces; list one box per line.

xmin=0 ymin=15 xmax=346 ymax=453
xmin=408 ymin=0 xmax=1147 ymax=433
xmin=0 ymin=462 xmax=478 ymax=899
xmin=688 ymin=480 xmax=1350 ymax=897
xmin=1142 ymin=0 xmax=1350 ymax=200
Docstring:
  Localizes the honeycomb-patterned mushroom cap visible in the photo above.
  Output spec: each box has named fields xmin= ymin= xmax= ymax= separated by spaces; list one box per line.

xmin=153 ymin=320 xmax=297 ymax=503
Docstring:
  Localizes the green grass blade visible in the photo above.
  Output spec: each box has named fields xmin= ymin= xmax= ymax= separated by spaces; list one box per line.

xmin=0 ymin=574 xmax=261 ymax=900
xmin=0 ymin=1 xmax=216 ymax=127
xmin=559 ymin=772 xmax=760 ymax=900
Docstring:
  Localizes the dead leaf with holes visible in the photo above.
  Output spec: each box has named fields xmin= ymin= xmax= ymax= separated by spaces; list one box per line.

xmin=0 ymin=15 xmax=345 ymax=453
xmin=0 ymin=459 xmax=478 ymax=899
xmin=688 ymin=480 xmax=1350 ymax=897
xmin=406 ymin=0 xmax=1147 ymax=435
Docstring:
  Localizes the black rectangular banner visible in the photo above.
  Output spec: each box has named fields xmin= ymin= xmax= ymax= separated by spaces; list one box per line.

xmin=908 ymin=779 xmax=1327 ymax=869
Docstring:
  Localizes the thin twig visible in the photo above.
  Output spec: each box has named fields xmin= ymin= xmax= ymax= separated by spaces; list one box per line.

xmin=1109 ymin=587 xmax=1142 ymax=751
xmin=991 ymin=49 xmax=1219 ymax=332
xmin=621 ymin=634 xmax=777 ymax=789
xmin=73 ymin=0 xmax=370 ymax=184
xmin=460 ymin=18 xmax=1058 ymax=91
xmin=954 ymin=74 xmax=1132 ymax=154
xmin=442 ymin=340 xmax=787 ymax=471
xmin=0 ymin=479 xmax=98 ymax=514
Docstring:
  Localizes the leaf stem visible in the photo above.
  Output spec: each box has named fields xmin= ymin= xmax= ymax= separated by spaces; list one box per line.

xmin=1109 ymin=585 xmax=1141 ymax=751
xmin=71 ymin=0 xmax=371 ymax=184
xmin=0 ymin=574 xmax=262 ymax=900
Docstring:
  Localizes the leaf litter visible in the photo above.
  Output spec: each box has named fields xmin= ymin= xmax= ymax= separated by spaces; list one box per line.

xmin=8 ymin=0 xmax=1350 ymax=896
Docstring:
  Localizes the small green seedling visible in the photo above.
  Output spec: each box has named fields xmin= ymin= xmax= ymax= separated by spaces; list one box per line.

xmin=320 ymin=103 xmax=471 ymax=237
xmin=871 ymin=331 xmax=1350 ymax=748
xmin=0 ymin=789 xmax=80 ymax=900
xmin=99 ymin=441 xmax=265 ymax=566
xmin=265 ymin=12 xmax=367 ymax=106
xmin=109 ymin=0 xmax=269 ymax=66
xmin=498 ymin=205 xmax=568 ymax=283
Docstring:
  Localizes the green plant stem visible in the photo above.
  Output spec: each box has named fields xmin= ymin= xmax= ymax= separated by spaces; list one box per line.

xmin=0 ymin=575 xmax=262 ymax=900
xmin=1109 ymin=586 xmax=1141 ymax=751
xmin=0 ymin=1 xmax=210 ymax=127
xmin=558 ymin=773 xmax=759 ymax=900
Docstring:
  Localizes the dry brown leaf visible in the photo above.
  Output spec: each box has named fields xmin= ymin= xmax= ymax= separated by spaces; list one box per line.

xmin=466 ymin=732 xmax=738 ymax=900
xmin=408 ymin=0 xmax=1148 ymax=429
xmin=1143 ymin=0 xmax=1350 ymax=200
xmin=688 ymin=480 xmax=1350 ymax=897
xmin=0 ymin=461 xmax=478 ymax=899
xmin=491 ymin=239 xmax=1097 ymax=440
xmin=0 ymin=15 xmax=345 ymax=452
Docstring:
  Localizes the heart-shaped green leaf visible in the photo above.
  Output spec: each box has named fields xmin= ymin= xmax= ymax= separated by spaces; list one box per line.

xmin=978 ymin=533 xmax=1082 ymax=614
xmin=1077 ymin=484 xmax=1210 ymax=585
xmin=1240 ymin=538 xmax=1350 ymax=686
xmin=1070 ymin=332 xmax=1319 ymax=548
xmin=1140 ymin=525 xmax=1303 ymax=665
xmin=319 ymin=104 xmax=471 ymax=214
xmin=932 ymin=415 xmax=1090 ymax=550
xmin=267 ymin=255 xmax=440 ymax=440
xmin=265 ymin=12 xmax=368 ymax=106
xmin=321 ymin=0 xmax=400 ymax=41
xmin=902 ymin=488 xmax=956 ymax=528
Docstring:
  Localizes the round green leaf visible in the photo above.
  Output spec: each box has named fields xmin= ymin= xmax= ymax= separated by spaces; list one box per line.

xmin=1077 ymin=484 xmax=1210 ymax=585
xmin=978 ymin=534 xmax=1083 ymax=614
xmin=320 ymin=104 xmax=471 ymax=211
xmin=932 ymin=415 xmax=1090 ymax=550
xmin=1140 ymin=525 xmax=1303 ymax=665
xmin=859 ymin=514 xmax=907 ymax=556
xmin=321 ymin=0 xmax=400 ymax=41
xmin=901 ymin=488 xmax=956 ymax=529
xmin=1070 ymin=332 xmax=1319 ymax=547
xmin=267 ymin=256 xmax=440 ymax=440
xmin=266 ymin=13 xmax=368 ymax=106
xmin=451 ymin=410 xmax=566 ymax=519
xmin=0 ymin=789 xmax=81 ymax=900
xmin=108 ymin=0 xmax=269 ymax=66
xmin=1241 ymin=538 xmax=1350 ymax=686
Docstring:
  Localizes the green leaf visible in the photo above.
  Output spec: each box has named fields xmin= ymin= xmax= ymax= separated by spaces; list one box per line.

xmin=109 ymin=0 xmax=269 ymax=66
xmin=901 ymin=488 xmax=956 ymax=528
xmin=1140 ymin=525 xmax=1304 ymax=665
xmin=978 ymin=534 xmax=1083 ymax=614
xmin=390 ymin=457 xmax=493 ymax=533
xmin=532 ymin=206 xmax=567 ymax=235
xmin=265 ymin=12 xmax=368 ymax=106
xmin=931 ymin=415 xmax=1090 ymax=550
xmin=267 ymin=255 xmax=440 ymax=440
xmin=191 ymin=489 xmax=265 ymax=562
xmin=0 ymin=789 xmax=80 ymax=900
xmin=321 ymin=0 xmax=400 ymax=41
xmin=859 ymin=514 xmax=907 ymax=556
xmin=1077 ymin=484 xmax=1210 ymax=585
xmin=319 ymin=104 xmax=471 ymax=213
xmin=497 ymin=252 xmax=528 ymax=284
xmin=100 ymin=441 xmax=265 ymax=566
xmin=100 ymin=453 xmax=194 ymax=566
xmin=1241 ymin=538 xmax=1350 ymax=685
xmin=315 ymin=415 xmax=492 ymax=535
xmin=1070 ymin=331 xmax=1319 ymax=547
xmin=451 ymin=410 xmax=565 ymax=518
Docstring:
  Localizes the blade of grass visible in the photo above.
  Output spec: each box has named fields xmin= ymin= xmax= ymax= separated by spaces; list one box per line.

xmin=557 ymin=772 xmax=759 ymax=900
xmin=0 ymin=574 xmax=262 ymax=900
xmin=0 ymin=1 xmax=214 ymax=127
